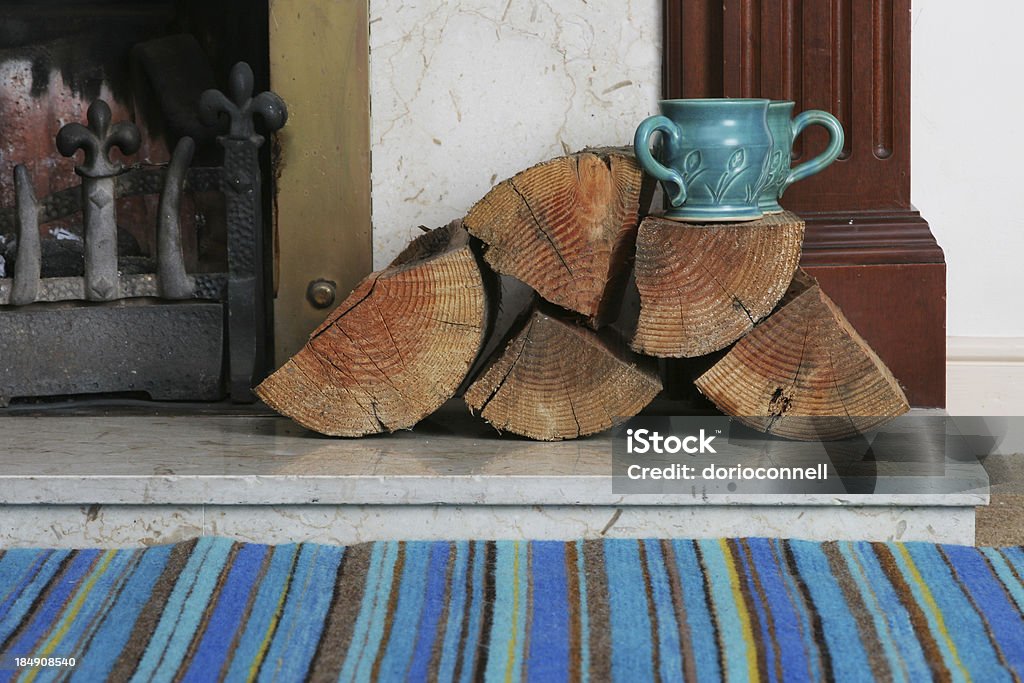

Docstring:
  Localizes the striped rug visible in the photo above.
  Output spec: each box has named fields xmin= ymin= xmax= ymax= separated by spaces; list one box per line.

xmin=0 ymin=538 xmax=1022 ymax=681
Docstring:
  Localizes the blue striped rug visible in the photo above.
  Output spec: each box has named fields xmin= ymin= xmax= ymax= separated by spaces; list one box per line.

xmin=0 ymin=537 xmax=1022 ymax=681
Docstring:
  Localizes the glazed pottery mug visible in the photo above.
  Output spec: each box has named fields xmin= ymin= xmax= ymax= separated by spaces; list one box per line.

xmin=634 ymin=98 xmax=773 ymax=222
xmin=759 ymin=101 xmax=845 ymax=213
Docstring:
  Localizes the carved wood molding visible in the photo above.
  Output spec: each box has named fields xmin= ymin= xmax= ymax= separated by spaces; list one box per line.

xmin=800 ymin=210 xmax=944 ymax=266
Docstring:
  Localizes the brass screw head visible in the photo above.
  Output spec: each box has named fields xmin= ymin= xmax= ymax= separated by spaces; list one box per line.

xmin=306 ymin=279 xmax=336 ymax=309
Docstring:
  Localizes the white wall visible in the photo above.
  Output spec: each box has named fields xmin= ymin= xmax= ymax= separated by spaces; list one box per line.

xmin=913 ymin=1 xmax=1024 ymax=413
xmin=911 ymin=1 xmax=1024 ymax=339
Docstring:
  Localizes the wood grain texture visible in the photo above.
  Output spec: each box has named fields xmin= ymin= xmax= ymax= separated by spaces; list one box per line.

xmin=256 ymin=222 xmax=489 ymax=436
xmin=663 ymin=0 xmax=724 ymax=98
xmin=631 ymin=212 xmax=804 ymax=358
xmin=465 ymin=308 xmax=662 ymax=441
xmin=695 ymin=270 xmax=909 ymax=440
xmin=464 ymin=148 xmax=650 ymax=327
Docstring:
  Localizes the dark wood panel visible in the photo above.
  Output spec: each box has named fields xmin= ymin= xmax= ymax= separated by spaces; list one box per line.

xmin=804 ymin=263 xmax=945 ymax=408
xmin=669 ymin=0 xmax=913 ymax=211
xmin=663 ymin=0 xmax=724 ymax=97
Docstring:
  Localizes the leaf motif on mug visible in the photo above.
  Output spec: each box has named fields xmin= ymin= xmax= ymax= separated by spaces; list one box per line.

xmin=684 ymin=150 xmax=702 ymax=175
xmin=728 ymin=148 xmax=746 ymax=172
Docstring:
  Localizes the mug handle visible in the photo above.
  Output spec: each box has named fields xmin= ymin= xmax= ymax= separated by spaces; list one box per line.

xmin=633 ymin=115 xmax=687 ymax=207
xmin=782 ymin=110 xmax=845 ymax=195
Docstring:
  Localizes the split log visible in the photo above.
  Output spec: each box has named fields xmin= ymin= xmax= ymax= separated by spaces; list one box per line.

xmin=694 ymin=271 xmax=909 ymax=441
xmin=464 ymin=307 xmax=662 ymax=441
xmin=631 ymin=211 xmax=804 ymax=357
xmin=256 ymin=221 xmax=491 ymax=436
xmin=464 ymin=147 xmax=652 ymax=327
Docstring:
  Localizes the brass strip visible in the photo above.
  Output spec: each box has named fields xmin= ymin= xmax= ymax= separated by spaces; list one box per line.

xmin=268 ymin=0 xmax=373 ymax=364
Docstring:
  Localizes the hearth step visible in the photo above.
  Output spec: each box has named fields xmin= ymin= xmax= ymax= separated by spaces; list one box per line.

xmin=0 ymin=404 xmax=986 ymax=548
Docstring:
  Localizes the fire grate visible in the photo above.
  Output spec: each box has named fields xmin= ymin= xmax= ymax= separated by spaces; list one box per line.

xmin=0 ymin=62 xmax=285 ymax=405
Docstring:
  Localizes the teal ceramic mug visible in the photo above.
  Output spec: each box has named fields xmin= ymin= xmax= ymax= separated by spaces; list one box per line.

xmin=759 ymin=101 xmax=845 ymax=214
xmin=634 ymin=98 xmax=772 ymax=222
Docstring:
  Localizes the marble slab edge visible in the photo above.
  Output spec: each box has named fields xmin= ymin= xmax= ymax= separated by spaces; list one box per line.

xmin=0 ymin=504 xmax=976 ymax=548
xmin=0 ymin=475 xmax=989 ymax=507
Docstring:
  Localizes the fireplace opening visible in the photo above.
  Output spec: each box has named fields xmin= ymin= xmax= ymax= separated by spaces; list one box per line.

xmin=0 ymin=1 xmax=278 ymax=407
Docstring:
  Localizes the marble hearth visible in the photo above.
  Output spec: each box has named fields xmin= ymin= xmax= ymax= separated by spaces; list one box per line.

xmin=0 ymin=403 xmax=986 ymax=548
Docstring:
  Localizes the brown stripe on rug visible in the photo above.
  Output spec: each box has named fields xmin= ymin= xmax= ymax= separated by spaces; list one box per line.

xmin=307 ymin=542 xmax=373 ymax=681
xmin=451 ymin=542 xmax=477 ymax=683
xmin=565 ymin=541 xmax=584 ymax=682
xmin=821 ymin=541 xmax=892 ymax=681
xmin=844 ymin=543 xmax=913 ymax=681
xmin=470 ymin=541 xmax=497 ymax=682
xmin=109 ymin=539 xmax=198 ymax=681
xmin=370 ymin=542 xmax=407 ymax=680
xmin=782 ymin=540 xmax=835 ymax=681
xmin=637 ymin=540 xmax=662 ymax=676
xmin=660 ymin=540 xmax=698 ymax=683
xmin=873 ymin=542 xmax=952 ymax=683
xmin=782 ymin=540 xmax=831 ymax=679
xmin=694 ymin=542 xmax=727 ymax=678
xmin=582 ymin=539 xmax=611 ymax=681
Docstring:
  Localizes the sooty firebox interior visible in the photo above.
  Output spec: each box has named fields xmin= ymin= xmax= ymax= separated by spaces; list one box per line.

xmin=0 ymin=1 xmax=278 ymax=406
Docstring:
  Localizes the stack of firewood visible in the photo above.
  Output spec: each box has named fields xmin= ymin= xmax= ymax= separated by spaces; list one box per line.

xmin=257 ymin=148 xmax=908 ymax=441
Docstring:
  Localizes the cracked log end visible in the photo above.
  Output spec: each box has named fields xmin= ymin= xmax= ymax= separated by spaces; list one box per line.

xmin=464 ymin=307 xmax=662 ymax=441
xmin=464 ymin=148 xmax=651 ymax=327
xmin=631 ymin=212 xmax=804 ymax=358
xmin=256 ymin=221 xmax=489 ymax=436
xmin=694 ymin=270 xmax=910 ymax=441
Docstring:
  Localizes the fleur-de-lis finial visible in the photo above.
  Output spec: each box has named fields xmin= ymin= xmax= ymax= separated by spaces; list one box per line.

xmin=198 ymin=62 xmax=288 ymax=140
xmin=56 ymin=100 xmax=141 ymax=178
xmin=54 ymin=99 xmax=140 ymax=300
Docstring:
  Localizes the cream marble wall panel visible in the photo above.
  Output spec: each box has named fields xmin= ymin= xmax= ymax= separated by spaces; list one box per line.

xmin=0 ymin=506 xmax=203 ymax=548
xmin=368 ymin=0 xmax=662 ymax=267
xmin=0 ymin=504 xmax=974 ymax=548
xmin=205 ymin=505 xmax=974 ymax=545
